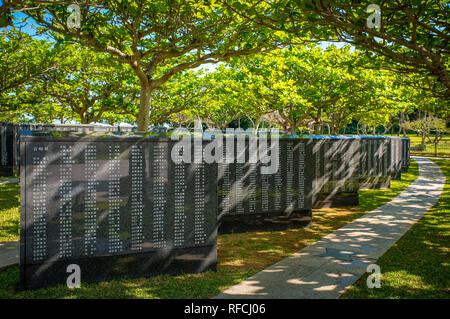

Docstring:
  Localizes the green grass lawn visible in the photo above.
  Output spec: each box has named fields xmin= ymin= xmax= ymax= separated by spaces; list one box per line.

xmin=342 ymin=158 xmax=450 ymax=299
xmin=0 ymin=159 xmax=430 ymax=299
xmin=0 ymin=182 xmax=20 ymax=243
xmin=389 ymin=133 xmax=450 ymax=157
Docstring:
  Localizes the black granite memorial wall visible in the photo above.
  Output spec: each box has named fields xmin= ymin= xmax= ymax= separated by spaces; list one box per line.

xmin=359 ymin=136 xmax=391 ymax=189
xmin=0 ymin=123 xmax=23 ymax=176
xmin=401 ymin=137 xmax=410 ymax=173
xmin=389 ymin=136 xmax=402 ymax=180
xmin=307 ymin=136 xmax=360 ymax=208
xmin=19 ymin=132 xmax=217 ymax=290
xmin=217 ymin=133 xmax=313 ymax=234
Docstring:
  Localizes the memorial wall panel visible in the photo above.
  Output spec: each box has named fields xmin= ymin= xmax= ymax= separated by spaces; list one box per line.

xmin=20 ymin=133 xmax=217 ymax=290
xmin=401 ymin=137 xmax=410 ymax=172
xmin=359 ymin=136 xmax=391 ymax=189
xmin=308 ymin=136 xmax=360 ymax=208
xmin=217 ymin=135 xmax=313 ymax=234
xmin=389 ymin=136 xmax=402 ymax=180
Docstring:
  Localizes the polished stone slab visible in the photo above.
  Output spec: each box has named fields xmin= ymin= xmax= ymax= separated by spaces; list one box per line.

xmin=359 ymin=136 xmax=392 ymax=189
xmin=218 ymin=137 xmax=313 ymax=234
xmin=19 ymin=133 xmax=217 ymax=290
xmin=308 ymin=137 xmax=360 ymax=208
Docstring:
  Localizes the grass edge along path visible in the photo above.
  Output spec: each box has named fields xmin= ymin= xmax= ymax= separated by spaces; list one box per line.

xmin=341 ymin=158 xmax=449 ymax=299
xmin=0 ymin=160 xmax=419 ymax=298
xmin=0 ymin=182 xmax=19 ymax=243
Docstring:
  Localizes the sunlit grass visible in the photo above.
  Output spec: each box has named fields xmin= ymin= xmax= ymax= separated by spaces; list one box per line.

xmin=386 ymin=133 xmax=450 ymax=157
xmin=0 ymin=182 xmax=20 ymax=243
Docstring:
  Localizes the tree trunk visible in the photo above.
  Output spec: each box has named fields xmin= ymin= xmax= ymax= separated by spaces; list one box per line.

xmin=400 ymin=112 xmax=407 ymax=136
xmin=342 ymin=125 xmax=347 ymax=135
xmin=246 ymin=115 xmax=255 ymax=128
xmin=80 ymin=115 xmax=89 ymax=124
xmin=289 ymin=124 xmax=297 ymax=135
xmin=136 ymin=84 xmax=152 ymax=132
xmin=330 ymin=116 xmax=335 ymax=135
xmin=431 ymin=56 xmax=450 ymax=93
xmin=314 ymin=123 xmax=322 ymax=135
xmin=417 ymin=111 xmax=421 ymax=136
xmin=331 ymin=123 xmax=336 ymax=135
xmin=434 ymin=131 xmax=441 ymax=157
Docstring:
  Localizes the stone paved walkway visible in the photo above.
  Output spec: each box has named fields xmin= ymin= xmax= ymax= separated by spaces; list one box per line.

xmin=0 ymin=178 xmax=19 ymax=184
xmin=0 ymin=240 xmax=19 ymax=269
xmin=413 ymin=156 xmax=449 ymax=161
xmin=216 ymin=157 xmax=445 ymax=299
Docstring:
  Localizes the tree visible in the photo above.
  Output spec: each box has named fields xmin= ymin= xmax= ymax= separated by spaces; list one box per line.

xmin=21 ymin=0 xmax=286 ymax=131
xmin=402 ymin=116 xmax=448 ymax=155
xmin=224 ymin=0 xmax=449 ymax=98
xmin=30 ymin=44 xmax=136 ymax=124
xmin=147 ymin=70 xmax=207 ymax=126
xmin=0 ymin=1 xmax=16 ymax=25
xmin=168 ymin=67 xmax=252 ymax=129
xmin=222 ymin=45 xmax=402 ymax=134
xmin=23 ymin=95 xmax=75 ymax=124
xmin=0 ymin=27 xmax=59 ymax=119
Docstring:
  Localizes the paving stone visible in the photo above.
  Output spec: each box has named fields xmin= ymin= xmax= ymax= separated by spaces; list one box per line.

xmin=0 ymin=240 xmax=19 ymax=269
xmin=0 ymin=178 xmax=19 ymax=184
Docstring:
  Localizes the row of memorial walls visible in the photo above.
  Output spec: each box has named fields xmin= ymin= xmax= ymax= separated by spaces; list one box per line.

xmin=20 ymin=133 xmax=217 ymax=290
xmin=308 ymin=136 xmax=361 ymax=208
xmin=217 ymin=133 xmax=313 ymax=234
